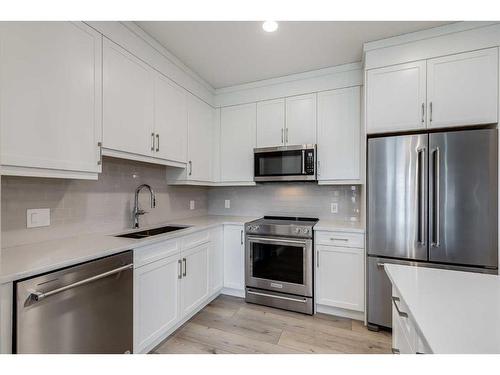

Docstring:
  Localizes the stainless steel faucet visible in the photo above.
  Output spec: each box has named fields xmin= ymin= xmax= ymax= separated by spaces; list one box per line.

xmin=133 ymin=184 xmax=156 ymax=228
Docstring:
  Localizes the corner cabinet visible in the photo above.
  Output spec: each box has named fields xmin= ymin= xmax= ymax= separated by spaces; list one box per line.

xmin=317 ymin=87 xmax=361 ymax=183
xmin=366 ymin=47 xmax=499 ymax=134
xmin=0 ymin=22 xmax=102 ymax=179
xmin=220 ymin=103 xmax=256 ymax=183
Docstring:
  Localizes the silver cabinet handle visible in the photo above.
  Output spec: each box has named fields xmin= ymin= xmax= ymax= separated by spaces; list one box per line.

xmin=188 ymin=161 xmax=192 ymax=176
xmin=247 ymin=290 xmax=307 ymax=303
xmin=421 ymin=103 xmax=425 ymax=124
xmin=429 ymin=102 xmax=433 ymax=123
xmin=392 ymin=296 xmax=408 ymax=318
xmin=156 ymin=134 xmax=160 ymax=152
xmin=376 ymin=262 xmax=385 ymax=268
xmin=317 ymin=250 xmax=319 ymax=268
xmin=240 ymin=230 xmax=244 ymax=245
xmin=178 ymin=259 xmax=182 ymax=279
xmin=151 ymin=132 xmax=155 ymax=151
xmin=285 ymin=128 xmax=289 ymax=143
xmin=417 ymin=148 xmax=426 ymax=245
xmin=392 ymin=348 xmax=400 ymax=354
xmin=330 ymin=237 xmax=348 ymax=241
xmin=97 ymin=141 xmax=102 ymax=165
xmin=29 ymin=264 xmax=132 ymax=302
xmin=182 ymin=258 xmax=187 ymax=277
xmin=432 ymin=148 xmax=440 ymax=248
xmin=281 ymin=128 xmax=284 ymax=144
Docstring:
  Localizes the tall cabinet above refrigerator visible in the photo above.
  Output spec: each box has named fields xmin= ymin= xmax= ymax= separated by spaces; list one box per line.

xmin=367 ymin=128 xmax=498 ymax=330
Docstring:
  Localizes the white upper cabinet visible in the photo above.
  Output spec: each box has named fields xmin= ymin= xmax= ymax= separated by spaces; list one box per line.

xmin=285 ymin=93 xmax=317 ymax=145
xmin=220 ymin=103 xmax=256 ymax=182
xmin=427 ymin=48 xmax=498 ymax=129
xmin=256 ymin=98 xmax=285 ymax=147
xmin=186 ymin=95 xmax=214 ymax=182
xmin=0 ymin=22 xmax=102 ymax=179
xmin=153 ymin=73 xmax=188 ymax=164
xmin=366 ymin=61 xmax=427 ymax=134
xmin=317 ymin=87 xmax=361 ymax=182
xmin=103 ymin=38 xmax=154 ymax=157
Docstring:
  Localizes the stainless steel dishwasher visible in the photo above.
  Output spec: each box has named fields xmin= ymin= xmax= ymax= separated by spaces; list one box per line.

xmin=15 ymin=251 xmax=133 ymax=354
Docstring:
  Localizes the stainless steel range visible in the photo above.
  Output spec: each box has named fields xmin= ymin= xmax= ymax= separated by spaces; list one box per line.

xmin=245 ymin=216 xmax=318 ymax=315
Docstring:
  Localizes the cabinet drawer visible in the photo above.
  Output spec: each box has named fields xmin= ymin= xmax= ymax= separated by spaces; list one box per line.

xmin=134 ymin=238 xmax=180 ymax=268
xmin=392 ymin=287 xmax=416 ymax=349
xmin=181 ymin=230 xmax=210 ymax=250
xmin=392 ymin=306 xmax=415 ymax=354
xmin=315 ymin=231 xmax=364 ymax=248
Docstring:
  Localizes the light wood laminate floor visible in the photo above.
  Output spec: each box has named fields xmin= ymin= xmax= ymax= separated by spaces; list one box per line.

xmin=153 ymin=295 xmax=391 ymax=354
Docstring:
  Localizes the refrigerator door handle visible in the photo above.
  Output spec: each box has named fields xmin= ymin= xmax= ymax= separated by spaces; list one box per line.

xmin=432 ymin=147 xmax=440 ymax=248
xmin=417 ymin=147 xmax=426 ymax=245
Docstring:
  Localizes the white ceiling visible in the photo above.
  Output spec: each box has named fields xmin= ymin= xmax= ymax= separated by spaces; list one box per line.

xmin=136 ymin=21 xmax=452 ymax=89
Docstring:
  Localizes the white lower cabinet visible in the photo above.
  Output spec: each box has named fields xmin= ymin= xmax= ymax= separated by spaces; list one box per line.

xmin=223 ymin=225 xmax=245 ymax=294
xmin=315 ymin=230 xmax=365 ymax=317
xmin=180 ymin=243 xmax=209 ymax=317
xmin=209 ymin=227 xmax=224 ymax=294
xmin=134 ymin=253 xmax=181 ymax=353
xmin=133 ymin=229 xmax=218 ymax=353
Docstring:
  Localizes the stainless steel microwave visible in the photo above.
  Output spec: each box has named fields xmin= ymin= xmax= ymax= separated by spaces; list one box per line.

xmin=254 ymin=144 xmax=316 ymax=182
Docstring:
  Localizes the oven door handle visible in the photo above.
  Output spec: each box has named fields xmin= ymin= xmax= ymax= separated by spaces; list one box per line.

xmin=247 ymin=290 xmax=308 ymax=303
xmin=247 ymin=236 xmax=308 ymax=245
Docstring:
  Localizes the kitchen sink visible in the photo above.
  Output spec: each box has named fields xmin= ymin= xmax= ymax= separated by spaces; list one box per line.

xmin=115 ymin=225 xmax=190 ymax=239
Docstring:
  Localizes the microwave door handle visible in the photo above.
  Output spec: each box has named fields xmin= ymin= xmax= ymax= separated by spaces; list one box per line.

xmin=301 ymin=150 xmax=306 ymax=174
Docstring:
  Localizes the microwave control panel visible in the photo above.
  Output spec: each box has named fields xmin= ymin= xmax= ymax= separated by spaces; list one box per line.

xmin=305 ymin=151 xmax=315 ymax=174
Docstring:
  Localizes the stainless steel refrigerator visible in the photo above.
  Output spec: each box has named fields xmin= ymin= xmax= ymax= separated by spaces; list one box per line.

xmin=367 ymin=128 xmax=498 ymax=330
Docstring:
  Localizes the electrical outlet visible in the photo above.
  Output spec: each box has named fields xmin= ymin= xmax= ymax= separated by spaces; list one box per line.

xmin=189 ymin=200 xmax=195 ymax=210
xmin=225 ymin=199 xmax=231 ymax=209
xmin=331 ymin=203 xmax=338 ymax=214
xmin=27 ymin=208 xmax=50 ymax=228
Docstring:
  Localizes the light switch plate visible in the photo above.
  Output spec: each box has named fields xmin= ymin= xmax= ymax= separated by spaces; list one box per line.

xmin=27 ymin=208 xmax=50 ymax=228
xmin=331 ymin=203 xmax=338 ymax=214
xmin=189 ymin=200 xmax=195 ymax=210
xmin=225 ymin=199 xmax=231 ymax=209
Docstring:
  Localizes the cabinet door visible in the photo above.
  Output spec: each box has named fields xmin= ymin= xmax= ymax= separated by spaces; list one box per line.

xmin=154 ymin=73 xmax=187 ymax=163
xmin=256 ymin=99 xmax=285 ymax=147
xmin=187 ymin=95 xmax=213 ymax=181
xmin=317 ymin=87 xmax=361 ymax=182
xmin=181 ymin=243 xmax=209 ymax=317
xmin=427 ymin=48 xmax=498 ymax=128
xmin=209 ymin=227 xmax=224 ymax=294
xmin=134 ymin=254 xmax=180 ymax=353
xmin=223 ymin=225 xmax=245 ymax=291
xmin=285 ymin=93 xmax=317 ymax=145
xmin=220 ymin=103 xmax=256 ymax=182
xmin=103 ymin=39 xmax=154 ymax=156
xmin=366 ymin=61 xmax=426 ymax=134
xmin=316 ymin=245 xmax=364 ymax=311
xmin=0 ymin=22 xmax=102 ymax=175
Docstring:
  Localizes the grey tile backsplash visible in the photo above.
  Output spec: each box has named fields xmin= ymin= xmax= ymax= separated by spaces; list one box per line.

xmin=1 ymin=157 xmax=208 ymax=247
xmin=208 ymin=183 xmax=361 ymax=221
xmin=1 ymin=157 xmax=362 ymax=248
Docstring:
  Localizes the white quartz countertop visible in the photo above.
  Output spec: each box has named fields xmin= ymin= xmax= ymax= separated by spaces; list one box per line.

xmin=313 ymin=219 xmax=364 ymax=233
xmin=384 ymin=264 xmax=500 ymax=354
xmin=0 ymin=215 xmax=257 ymax=284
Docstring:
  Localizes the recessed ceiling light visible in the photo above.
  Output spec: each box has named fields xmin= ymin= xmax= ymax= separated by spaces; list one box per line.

xmin=262 ymin=21 xmax=278 ymax=33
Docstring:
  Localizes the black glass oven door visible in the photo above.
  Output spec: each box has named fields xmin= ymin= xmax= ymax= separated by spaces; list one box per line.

xmin=246 ymin=236 xmax=313 ymax=297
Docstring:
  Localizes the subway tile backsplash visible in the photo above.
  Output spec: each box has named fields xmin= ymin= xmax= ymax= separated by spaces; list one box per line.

xmin=2 ymin=158 xmax=362 ymax=248
xmin=1 ymin=157 xmax=208 ymax=247
xmin=208 ymin=183 xmax=361 ymax=221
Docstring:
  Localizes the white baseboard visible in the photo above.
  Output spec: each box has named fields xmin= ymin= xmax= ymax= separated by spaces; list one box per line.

xmin=221 ymin=287 xmax=245 ymax=298
xmin=316 ymin=304 xmax=364 ymax=321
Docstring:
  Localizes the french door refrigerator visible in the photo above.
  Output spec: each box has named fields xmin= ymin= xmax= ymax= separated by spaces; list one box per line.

xmin=367 ymin=128 xmax=498 ymax=330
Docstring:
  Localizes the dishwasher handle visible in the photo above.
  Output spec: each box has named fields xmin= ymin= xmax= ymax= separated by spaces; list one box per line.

xmin=29 ymin=264 xmax=133 ymax=302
